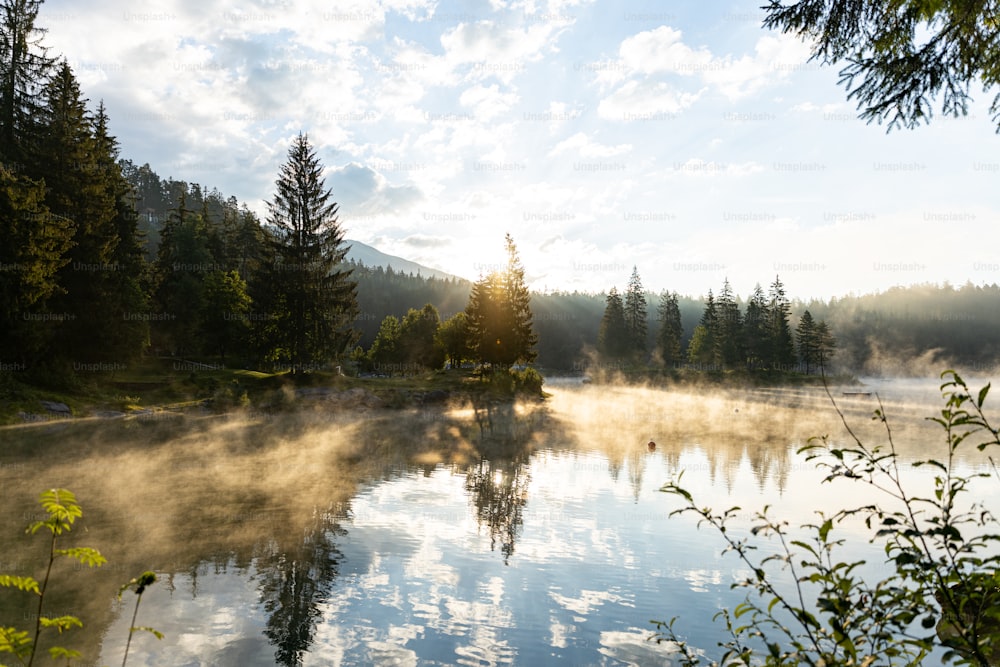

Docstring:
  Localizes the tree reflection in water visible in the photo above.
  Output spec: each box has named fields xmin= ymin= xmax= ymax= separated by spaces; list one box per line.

xmin=256 ymin=502 xmax=348 ymax=666
xmin=464 ymin=398 xmax=540 ymax=564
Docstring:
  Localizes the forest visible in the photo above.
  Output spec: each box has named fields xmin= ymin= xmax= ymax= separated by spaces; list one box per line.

xmin=3 ymin=0 xmax=1000 ymax=396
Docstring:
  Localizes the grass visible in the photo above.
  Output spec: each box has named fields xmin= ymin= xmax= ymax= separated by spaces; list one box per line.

xmin=0 ymin=360 xmax=543 ymax=425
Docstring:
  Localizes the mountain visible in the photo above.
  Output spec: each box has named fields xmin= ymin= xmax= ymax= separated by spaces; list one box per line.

xmin=345 ymin=239 xmax=462 ymax=282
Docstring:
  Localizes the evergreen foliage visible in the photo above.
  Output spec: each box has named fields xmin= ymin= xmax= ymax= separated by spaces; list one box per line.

xmin=464 ymin=234 xmax=537 ymax=370
xmin=598 ymin=287 xmax=629 ymax=360
xmin=623 ymin=266 xmax=648 ymax=359
xmin=263 ymin=133 xmax=358 ymax=373
xmin=656 ymin=291 xmax=683 ymax=368
xmin=763 ymin=0 xmax=1000 ymax=131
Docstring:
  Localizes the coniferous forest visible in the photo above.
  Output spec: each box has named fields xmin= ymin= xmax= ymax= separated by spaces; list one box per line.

xmin=3 ymin=0 xmax=1000 ymax=398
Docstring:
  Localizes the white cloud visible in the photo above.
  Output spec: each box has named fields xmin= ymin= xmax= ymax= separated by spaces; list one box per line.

xmin=618 ymin=26 xmax=712 ymax=76
xmin=702 ymin=33 xmax=814 ymax=100
xmin=548 ymin=132 xmax=631 ymax=158
xmin=458 ymin=83 xmax=520 ymax=121
xmin=597 ymin=80 xmax=701 ymax=120
xmin=327 ymin=162 xmax=425 ymax=217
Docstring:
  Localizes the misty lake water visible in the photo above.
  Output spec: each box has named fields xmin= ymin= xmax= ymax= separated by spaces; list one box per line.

xmin=1 ymin=378 xmax=998 ymax=666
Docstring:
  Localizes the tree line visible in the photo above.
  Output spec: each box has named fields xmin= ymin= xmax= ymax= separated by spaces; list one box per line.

xmin=0 ymin=0 xmax=543 ymax=384
xmin=597 ymin=271 xmax=835 ymax=374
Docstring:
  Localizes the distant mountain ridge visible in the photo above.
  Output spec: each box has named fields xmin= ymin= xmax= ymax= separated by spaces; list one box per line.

xmin=345 ymin=239 xmax=463 ymax=282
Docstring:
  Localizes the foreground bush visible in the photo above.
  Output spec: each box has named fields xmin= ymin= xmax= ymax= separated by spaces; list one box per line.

xmin=654 ymin=371 xmax=1000 ymax=665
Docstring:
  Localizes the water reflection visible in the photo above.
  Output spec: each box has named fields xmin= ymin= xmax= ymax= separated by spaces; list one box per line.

xmin=0 ymin=381 xmax=989 ymax=665
xmin=257 ymin=504 xmax=347 ymax=666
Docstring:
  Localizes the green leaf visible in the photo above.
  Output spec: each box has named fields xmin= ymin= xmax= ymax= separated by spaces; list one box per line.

xmin=55 ymin=547 xmax=106 ymax=568
xmin=978 ymin=383 xmax=991 ymax=408
xmin=47 ymin=646 xmax=82 ymax=659
xmin=39 ymin=616 xmax=83 ymax=633
xmin=0 ymin=575 xmax=40 ymax=595
xmin=118 ymin=571 xmax=158 ymax=598
xmin=818 ymin=518 xmax=833 ymax=542
xmin=0 ymin=626 xmax=33 ymax=660
xmin=130 ymin=626 xmax=164 ymax=640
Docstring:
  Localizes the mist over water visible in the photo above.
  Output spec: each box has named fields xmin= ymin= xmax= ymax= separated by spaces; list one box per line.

xmin=0 ymin=379 xmax=995 ymax=665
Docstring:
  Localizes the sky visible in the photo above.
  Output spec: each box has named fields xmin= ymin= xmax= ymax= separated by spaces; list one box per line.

xmin=39 ymin=0 xmax=1000 ymax=301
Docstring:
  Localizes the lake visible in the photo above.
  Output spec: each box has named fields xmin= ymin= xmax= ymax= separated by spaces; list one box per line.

xmin=0 ymin=378 xmax=997 ymax=665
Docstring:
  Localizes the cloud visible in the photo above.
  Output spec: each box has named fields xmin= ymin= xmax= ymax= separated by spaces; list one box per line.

xmin=618 ymin=26 xmax=712 ymax=76
xmin=459 ymin=83 xmax=520 ymax=121
xmin=401 ymin=234 xmax=451 ymax=248
xmin=327 ymin=162 xmax=424 ymax=217
xmin=701 ymin=33 xmax=814 ymax=100
xmin=597 ymin=80 xmax=701 ymax=120
xmin=548 ymin=132 xmax=631 ymax=158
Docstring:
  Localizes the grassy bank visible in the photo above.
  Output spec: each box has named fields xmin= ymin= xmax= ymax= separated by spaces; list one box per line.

xmin=0 ymin=359 xmax=546 ymax=425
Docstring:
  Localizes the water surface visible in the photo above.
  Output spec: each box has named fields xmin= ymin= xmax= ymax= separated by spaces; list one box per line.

xmin=0 ymin=379 xmax=995 ymax=665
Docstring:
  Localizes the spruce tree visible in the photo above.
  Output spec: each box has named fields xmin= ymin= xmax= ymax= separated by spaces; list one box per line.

xmin=796 ymin=309 xmax=817 ymax=374
xmin=92 ymin=101 xmax=149 ymax=364
xmin=35 ymin=61 xmax=120 ymax=367
xmin=0 ymin=0 xmax=52 ymax=166
xmin=266 ymin=133 xmax=358 ymax=373
xmin=465 ymin=272 xmax=501 ymax=369
xmin=623 ymin=266 xmax=647 ymax=360
xmin=767 ymin=275 xmax=796 ymax=370
xmin=656 ymin=291 xmax=683 ymax=368
xmin=715 ymin=278 xmax=742 ymax=369
xmin=0 ymin=164 xmax=71 ymax=367
xmin=501 ymin=233 xmax=537 ymax=366
xmin=814 ymin=319 xmax=836 ymax=372
xmin=154 ymin=190 xmax=210 ymax=355
xmin=687 ymin=290 xmax=717 ymax=367
xmin=464 ymin=234 xmax=537 ymax=370
xmin=743 ymin=283 xmax=770 ymax=370
xmin=598 ymin=287 xmax=629 ymax=360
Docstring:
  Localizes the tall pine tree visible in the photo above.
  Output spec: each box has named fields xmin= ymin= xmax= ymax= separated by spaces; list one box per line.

xmin=623 ymin=266 xmax=647 ymax=360
xmin=743 ymin=283 xmax=769 ymax=370
xmin=767 ymin=275 xmax=796 ymax=370
xmin=687 ymin=290 xmax=717 ymax=367
xmin=655 ymin=290 xmax=683 ymax=368
xmin=598 ymin=287 xmax=629 ymax=360
xmin=464 ymin=234 xmax=537 ymax=370
xmin=35 ymin=61 xmax=121 ymax=367
xmin=265 ymin=133 xmax=358 ymax=373
xmin=0 ymin=0 xmax=51 ymax=166
xmin=715 ymin=278 xmax=742 ymax=369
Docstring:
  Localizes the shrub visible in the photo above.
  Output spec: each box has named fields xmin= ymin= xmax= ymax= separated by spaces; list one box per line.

xmin=653 ymin=370 xmax=1000 ymax=665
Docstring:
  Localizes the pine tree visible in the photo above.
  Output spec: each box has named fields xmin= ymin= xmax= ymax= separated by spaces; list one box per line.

xmin=465 ymin=272 xmax=498 ymax=369
xmin=35 ymin=61 xmax=120 ymax=366
xmin=796 ymin=309 xmax=817 ymax=374
xmin=715 ymin=278 xmax=742 ymax=369
xmin=767 ymin=276 xmax=795 ymax=370
xmin=464 ymin=235 xmax=537 ymax=371
xmin=598 ymin=287 xmax=629 ymax=360
xmin=0 ymin=164 xmax=71 ymax=366
xmin=623 ymin=266 xmax=647 ymax=360
xmin=814 ymin=319 xmax=836 ymax=372
xmin=91 ymin=101 xmax=149 ymax=363
xmin=743 ymin=283 xmax=770 ymax=370
xmin=0 ymin=0 xmax=52 ymax=166
xmin=501 ymin=234 xmax=537 ymax=366
xmin=265 ymin=133 xmax=358 ymax=373
xmin=656 ymin=291 xmax=683 ymax=368
xmin=154 ymin=190 xmax=210 ymax=355
xmin=687 ymin=290 xmax=717 ymax=367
